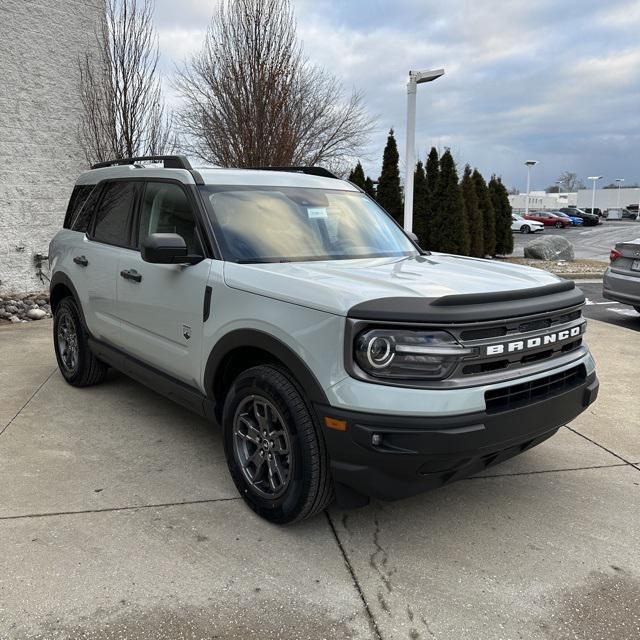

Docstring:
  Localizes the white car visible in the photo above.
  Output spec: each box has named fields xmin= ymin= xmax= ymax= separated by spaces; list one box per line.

xmin=512 ymin=214 xmax=544 ymax=234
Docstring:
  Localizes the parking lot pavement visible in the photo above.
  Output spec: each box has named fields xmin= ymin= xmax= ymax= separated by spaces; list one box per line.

xmin=512 ymin=220 xmax=640 ymax=261
xmin=1 ymin=319 xmax=639 ymax=639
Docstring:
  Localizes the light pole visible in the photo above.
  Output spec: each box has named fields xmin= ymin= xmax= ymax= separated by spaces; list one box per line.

xmin=615 ymin=178 xmax=624 ymax=207
xmin=587 ymin=176 xmax=602 ymax=215
xmin=524 ymin=160 xmax=537 ymax=216
xmin=403 ymin=68 xmax=444 ymax=233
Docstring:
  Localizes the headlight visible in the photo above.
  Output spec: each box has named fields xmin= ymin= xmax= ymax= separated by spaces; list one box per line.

xmin=354 ymin=328 xmax=474 ymax=380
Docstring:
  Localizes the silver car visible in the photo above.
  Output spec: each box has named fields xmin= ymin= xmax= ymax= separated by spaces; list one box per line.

xmin=603 ymin=240 xmax=640 ymax=313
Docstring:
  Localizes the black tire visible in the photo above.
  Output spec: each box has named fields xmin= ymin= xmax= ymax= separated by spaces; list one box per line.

xmin=53 ymin=296 xmax=108 ymax=387
xmin=521 ymin=225 xmax=531 ymax=234
xmin=223 ymin=364 xmax=333 ymax=524
xmin=555 ymin=221 xmax=563 ymax=228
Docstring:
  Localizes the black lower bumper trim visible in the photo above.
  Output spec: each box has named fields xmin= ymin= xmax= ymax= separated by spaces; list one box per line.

xmin=318 ymin=373 xmax=598 ymax=501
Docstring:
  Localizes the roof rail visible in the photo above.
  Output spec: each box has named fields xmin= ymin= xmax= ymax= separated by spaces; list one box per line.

xmin=91 ymin=155 xmax=194 ymax=170
xmin=247 ymin=166 xmax=339 ymax=179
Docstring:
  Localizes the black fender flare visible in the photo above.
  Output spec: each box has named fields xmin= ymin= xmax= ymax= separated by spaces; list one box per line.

xmin=203 ymin=329 xmax=329 ymax=406
xmin=49 ymin=272 xmax=88 ymax=326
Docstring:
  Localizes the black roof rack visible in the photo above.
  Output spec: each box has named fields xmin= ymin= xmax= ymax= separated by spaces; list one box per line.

xmin=91 ymin=155 xmax=194 ymax=170
xmin=247 ymin=166 xmax=338 ymax=179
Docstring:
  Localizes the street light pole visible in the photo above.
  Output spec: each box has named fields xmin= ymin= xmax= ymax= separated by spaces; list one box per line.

xmin=616 ymin=178 xmax=624 ymax=208
xmin=524 ymin=160 xmax=537 ymax=216
xmin=587 ymin=176 xmax=602 ymax=215
xmin=403 ymin=68 xmax=444 ymax=233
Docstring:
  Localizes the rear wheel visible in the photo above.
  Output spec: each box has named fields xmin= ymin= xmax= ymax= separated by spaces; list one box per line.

xmin=521 ymin=225 xmax=531 ymax=234
xmin=53 ymin=297 xmax=107 ymax=387
xmin=555 ymin=221 xmax=563 ymax=228
xmin=223 ymin=364 xmax=333 ymax=524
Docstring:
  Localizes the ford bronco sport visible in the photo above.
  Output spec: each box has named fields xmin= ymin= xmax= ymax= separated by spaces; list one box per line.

xmin=49 ymin=156 xmax=599 ymax=523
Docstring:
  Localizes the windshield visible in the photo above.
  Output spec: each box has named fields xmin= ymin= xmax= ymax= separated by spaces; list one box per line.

xmin=201 ymin=186 xmax=418 ymax=263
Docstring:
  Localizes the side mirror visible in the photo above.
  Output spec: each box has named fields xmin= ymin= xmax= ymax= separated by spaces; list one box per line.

xmin=141 ymin=233 xmax=202 ymax=265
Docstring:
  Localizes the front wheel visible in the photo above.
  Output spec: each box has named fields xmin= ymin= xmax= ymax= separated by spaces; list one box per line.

xmin=53 ymin=297 xmax=108 ymax=387
xmin=521 ymin=225 xmax=531 ymax=234
xmin=223 ymin=365 xmax=333 ymax=524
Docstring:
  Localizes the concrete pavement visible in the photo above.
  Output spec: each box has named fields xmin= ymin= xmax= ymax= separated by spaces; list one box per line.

xmin=0 ymin=319 xmax=638 ymax=639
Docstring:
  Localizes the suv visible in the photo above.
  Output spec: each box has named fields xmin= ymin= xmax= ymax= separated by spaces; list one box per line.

xmin=559 ymin=207 xmax=600 ymax=226
xmin=49 ymin=156 xmax=599 ymax=524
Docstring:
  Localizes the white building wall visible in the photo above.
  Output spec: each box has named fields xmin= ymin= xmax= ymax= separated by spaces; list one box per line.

xmin=576 ymin=188 xmax=640 ymax=211
xmin=0 ymin=0 xmax=104 ymax=295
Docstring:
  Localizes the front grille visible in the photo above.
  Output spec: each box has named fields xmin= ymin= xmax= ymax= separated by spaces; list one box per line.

xmin=484 ymin=364 xmax=586 ymax=413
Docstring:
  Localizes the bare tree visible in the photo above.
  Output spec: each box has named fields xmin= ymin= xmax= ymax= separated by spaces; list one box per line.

xmin=556 ymin=172 xmax=585 ymax=192
xmin=174 ymin=0 xmax=373 ymax=168
xmin=78 ymin=0 xmax=176 ymax=165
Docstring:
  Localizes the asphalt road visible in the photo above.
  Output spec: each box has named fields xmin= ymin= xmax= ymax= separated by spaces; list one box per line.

xmin=513 ymin=220 xmax=640 ymax=261
xmin=578 ymin=280 xmax=640 ymax=332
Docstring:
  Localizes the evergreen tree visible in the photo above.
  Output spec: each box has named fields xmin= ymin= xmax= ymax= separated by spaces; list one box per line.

xmin=364 ymin=176 xmax=376 ymax=198
xmin=376 ymin=129 xmax=403 ymax=224
xmin=461 ymin=165 xmax=484 ymax=257
xmin=473 ymin=169 xmax=496 ymax=257
xmin=430 ymin=150 xmax=469 ymax=255
xmin=413 ymin=160 xmax=428 ymax=247
xmin=489 ymin=175 xmax=514 ymax=255
xmin=423 ymin=147 xmax=439 ymax=247
xmin=348 ymin=161 xmax=366 ymax=190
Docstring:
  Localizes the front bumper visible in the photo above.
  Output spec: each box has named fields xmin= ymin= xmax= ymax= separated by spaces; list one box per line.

xmin=318 ymin=371 xmax=598 ymax=502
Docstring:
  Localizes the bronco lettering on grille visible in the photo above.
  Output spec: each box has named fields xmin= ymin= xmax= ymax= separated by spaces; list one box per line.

xmin=485 ymin=325 xmax=582 ymax=356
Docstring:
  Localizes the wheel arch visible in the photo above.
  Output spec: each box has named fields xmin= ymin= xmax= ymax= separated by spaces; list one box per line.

xmin=49 ymin=272 xmax=86 ymax=323
xmin=204 ymin=329 xmax=329 ymax=418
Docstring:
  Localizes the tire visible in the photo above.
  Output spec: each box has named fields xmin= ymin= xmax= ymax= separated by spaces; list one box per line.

xmin=521 ymin=225 xmax=531 ymax=234
xmin=223 ymin=364 xmax=333 ymax=524
xmin=555 ymin=221 xmax=563 ymax=228
xmin=53 ymin=296 xmax=108 ymax=387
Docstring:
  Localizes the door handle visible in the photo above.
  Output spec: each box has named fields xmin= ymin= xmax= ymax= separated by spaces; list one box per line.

xmin=73 ymin=255 xmax=88 ymax=267
xmin=120 ymin=269 xmax=142 ymax=283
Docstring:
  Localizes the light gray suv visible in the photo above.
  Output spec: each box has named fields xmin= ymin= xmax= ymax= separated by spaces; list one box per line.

xmin=49 ymin=156 xmax=599 ymax=523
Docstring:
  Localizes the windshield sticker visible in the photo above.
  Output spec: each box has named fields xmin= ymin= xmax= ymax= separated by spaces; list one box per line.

xmin=307 ymin=207 xmax=328 ymax=219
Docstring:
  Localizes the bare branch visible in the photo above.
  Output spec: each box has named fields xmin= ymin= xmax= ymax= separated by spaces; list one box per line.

xmin=77 ymin=0 xmax=174 ymax=165
xmin=174 ymin=0 xmax=374 ymax=168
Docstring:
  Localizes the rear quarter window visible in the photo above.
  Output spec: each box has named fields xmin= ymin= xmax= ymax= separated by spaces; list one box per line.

xmin=63 ymin=185 xmax=98 ymax=232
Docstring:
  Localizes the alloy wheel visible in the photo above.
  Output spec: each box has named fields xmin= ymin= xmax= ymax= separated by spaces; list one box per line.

xmin=56 ymin=311 xmax=79 ymax=373
xmin=232 ymin=395 xmax=292 ymax=499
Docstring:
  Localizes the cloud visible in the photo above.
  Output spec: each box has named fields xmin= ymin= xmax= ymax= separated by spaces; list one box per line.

xmin=154 ymin=0 xmax=640 ymax=190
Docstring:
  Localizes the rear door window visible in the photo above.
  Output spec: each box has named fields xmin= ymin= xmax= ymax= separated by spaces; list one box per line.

xmin=92 ymin=181 xmax=139 ymax=247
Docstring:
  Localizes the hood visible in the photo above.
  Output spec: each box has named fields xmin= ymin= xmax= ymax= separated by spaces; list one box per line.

xmin=223 ymin=254 xmax=562 ymax=317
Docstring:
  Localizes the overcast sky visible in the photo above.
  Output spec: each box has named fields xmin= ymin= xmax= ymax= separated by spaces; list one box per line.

xmin=153 ymin=0 xmax=640 ymax=191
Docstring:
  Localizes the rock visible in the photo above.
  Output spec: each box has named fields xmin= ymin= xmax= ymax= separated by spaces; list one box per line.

xmin=524 ymin=236 xmax=574 ymax=261
xmin=36 ymin=299 xmax=48 ymax=306
xmin=9 ymin=315 xmax=21 ymax=323
xmin=27 ymin=308 xmax=47 ymax=320
xmin=5 ymin=305 xmax=18 ymax=314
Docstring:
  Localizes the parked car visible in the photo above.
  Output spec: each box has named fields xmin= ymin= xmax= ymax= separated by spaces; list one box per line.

xmin=559 ymin=207 xmax=600 ymax=226
xmin=48 ymin=156 xmax=599 ymax=523
xmin=603 ymin=240 xmax=640 ymax=313
xmin=583 ymin=208 xmax=604 ymax=218
xmin=552 ymin=211 xmax=583 ymax=227
xmin=524 ymin=211 xmax=571 ymax=228
xmin=511 ymin=214 xmax=544 ymax=234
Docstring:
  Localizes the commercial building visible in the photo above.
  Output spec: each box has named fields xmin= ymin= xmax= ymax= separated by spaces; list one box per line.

xmin=0 ymin=0 xmax=103 ymax=294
